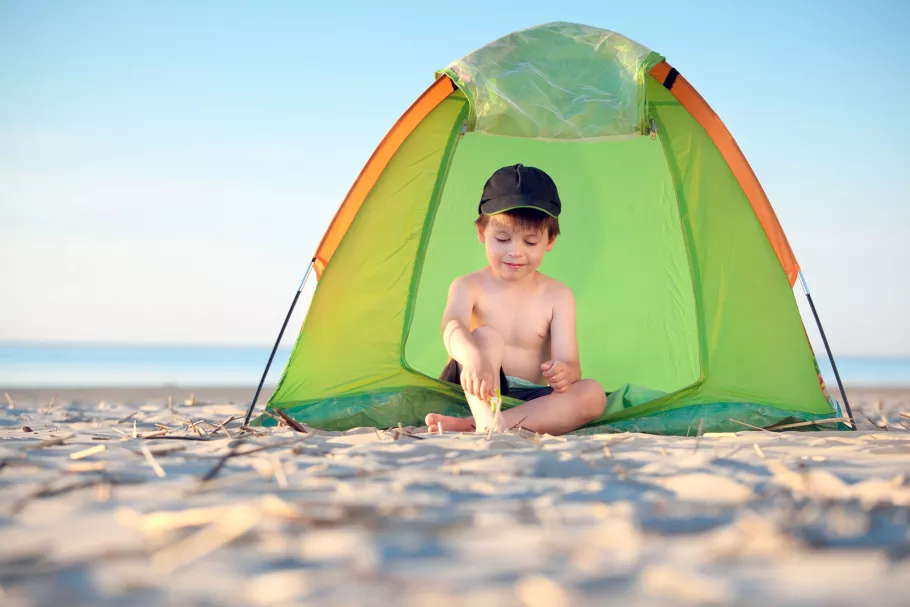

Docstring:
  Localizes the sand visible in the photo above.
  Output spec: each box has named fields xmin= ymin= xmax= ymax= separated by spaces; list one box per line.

xmin=1 ymin=385 xmax=909 ymax=606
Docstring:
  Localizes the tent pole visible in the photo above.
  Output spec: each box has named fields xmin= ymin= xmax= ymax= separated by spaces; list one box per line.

xmin=798 ymin=271 xmax=855 ymax=430
xmin=243 ymin=258 xmax=315 ymax=426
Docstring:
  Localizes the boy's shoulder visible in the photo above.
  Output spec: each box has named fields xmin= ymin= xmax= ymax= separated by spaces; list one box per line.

xmin=535 ymin=273 xmax=575 ymax=305
xmin=449 ymin=270 xmax=485 ymax=291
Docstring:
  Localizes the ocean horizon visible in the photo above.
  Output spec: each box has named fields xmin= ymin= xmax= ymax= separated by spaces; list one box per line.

xmin=1 ymin=342 xmax=908 ymax=389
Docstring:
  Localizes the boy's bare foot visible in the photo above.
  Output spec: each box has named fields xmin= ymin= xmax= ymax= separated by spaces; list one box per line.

xmin=424 ymin=413 xmax=476 ymax=433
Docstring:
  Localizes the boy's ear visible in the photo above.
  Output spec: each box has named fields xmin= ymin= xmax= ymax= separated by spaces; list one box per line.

xmin=546 ymin=234 xmax=556 ymax=252
xmin=477 ymin=223 xmax=486 ymax=244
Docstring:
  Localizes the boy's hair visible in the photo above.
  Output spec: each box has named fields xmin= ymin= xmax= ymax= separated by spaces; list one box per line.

xmin=475 ymin=207 xmax=560 ymax=239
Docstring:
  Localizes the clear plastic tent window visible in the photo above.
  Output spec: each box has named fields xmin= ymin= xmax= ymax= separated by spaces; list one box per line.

xmin=437 ymin=22 xmax=664 ymax=142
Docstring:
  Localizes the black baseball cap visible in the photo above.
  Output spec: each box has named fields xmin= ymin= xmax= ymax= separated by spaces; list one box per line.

xmin=478 ymin=164 xmax=561 ymax=218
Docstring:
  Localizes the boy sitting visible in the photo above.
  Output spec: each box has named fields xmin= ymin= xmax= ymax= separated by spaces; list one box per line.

xmin=425 ymin=164 xmax=607 ymax=435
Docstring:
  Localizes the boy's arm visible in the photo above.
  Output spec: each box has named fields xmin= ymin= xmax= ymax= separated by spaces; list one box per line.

xmin=441 ymin=276 xmax=482 ymax=368
xmin=543 ymin=286 xmax=582 ymax=392
xmin=441 ymin=276 xmax=499 ymax=402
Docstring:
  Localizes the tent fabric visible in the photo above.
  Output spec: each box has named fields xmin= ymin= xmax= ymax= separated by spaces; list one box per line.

xmin=436 ymin=22 xmax=664 ymax=141
xmin=312 ymin=77 xmax=456 ymax=279
xmin=649 ymin=61 xmax=800 ymax=286
xmin=256 ymin=22 xmax=843 ymax=435
xmin=267 ymin=94 xmax=468 ymax=405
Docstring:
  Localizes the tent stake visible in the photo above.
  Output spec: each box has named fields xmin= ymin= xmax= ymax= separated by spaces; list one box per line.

xmin=243 ymin=259 xmax=315 ymax=426
xmin=799 ymin=271 xmax=855 ymax=430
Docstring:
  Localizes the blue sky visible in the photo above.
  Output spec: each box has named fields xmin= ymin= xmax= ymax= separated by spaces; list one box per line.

xmin=1 ymin=0 xmax=908 ymax=355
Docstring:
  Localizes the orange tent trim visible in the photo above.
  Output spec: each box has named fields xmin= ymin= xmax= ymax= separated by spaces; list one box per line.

xmin=649 ymin=61 xmax=800 ymax=286
xmin=312 ymin=76 xmax=456 ymax=278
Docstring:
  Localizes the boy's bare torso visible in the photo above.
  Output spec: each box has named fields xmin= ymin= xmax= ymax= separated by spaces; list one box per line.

xmin=463 ymin=268 xmax=564 ymax=385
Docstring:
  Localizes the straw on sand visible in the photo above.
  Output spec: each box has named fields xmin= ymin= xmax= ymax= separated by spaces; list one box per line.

xmin=70 ymin=444 xmax=106 ymax=460
xmin=141 ymin=445 xmax=167 ymax=478
xmin=65 ymin=461 xmax=107 ymax=473
xmin=271 ymin=454 xmax=289 ymax=489
xmin=151 ymin=505 xmax=256 ymax=573
xmin=693 ymin=418 xmax=705 ymax=453
xmin=42 ymin=394 xmax=57 ymax=415
xmin=25 ymin=433 xmax=75 ymax=450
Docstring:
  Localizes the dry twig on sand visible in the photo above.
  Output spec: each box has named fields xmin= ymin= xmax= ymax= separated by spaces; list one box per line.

xmin=199 ymin=437 xmax=306 ymax=483
xmin=728 ymin=418 xmax=779 ymax=436
xmin=509 ymin=416 xmax=529 ymax=431
xmin=117 ymin=411 xmax=138 ymax=424
xmin=187 ymin=418 xmax=206 ymax=437
xmin=11 ymin=475 xmax=141 ymax=515
xmin=200 ymin=445 xmax=243 ymax=483
xmin=395 ymin=422 xmax=424 ymax=440
xmin=145 ymin=435 xmax=210 ymax=442
xmin=140 ymin=430 xmax=169 ymax=439
xmin=766 ymin=417 xmax=852 ymax=431
xmin=127 ymin=444 xmax=185 ymax=457
xmin=209 ymin=415 xmax=238 ymax=438
xmin=273 ymin=409 xmax=308 ymax=433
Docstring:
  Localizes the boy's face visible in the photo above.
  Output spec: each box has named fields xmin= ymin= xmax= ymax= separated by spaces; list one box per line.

xmin=478 ymin=216 xmax=555 ymax=280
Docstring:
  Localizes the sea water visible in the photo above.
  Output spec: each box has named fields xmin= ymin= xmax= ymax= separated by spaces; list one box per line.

xmin=0 ymin=343 xmax=908 ymax=388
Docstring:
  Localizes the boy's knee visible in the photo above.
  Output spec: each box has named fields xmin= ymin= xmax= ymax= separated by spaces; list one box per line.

xmin=577 ymin=379 xmax=607 ymax=420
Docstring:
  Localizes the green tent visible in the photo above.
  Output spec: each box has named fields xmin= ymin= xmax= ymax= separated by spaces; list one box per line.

xmin=254 ymin=22 xmax=848 ymax=434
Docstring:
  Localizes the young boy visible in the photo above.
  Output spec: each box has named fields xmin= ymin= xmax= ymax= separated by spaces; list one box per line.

xmin=425 ymin=164 xmax=607 ymax=435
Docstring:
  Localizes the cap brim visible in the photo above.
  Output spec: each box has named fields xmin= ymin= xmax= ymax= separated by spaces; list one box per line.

xmin=479 ymin=194 xmax=560 ymax=218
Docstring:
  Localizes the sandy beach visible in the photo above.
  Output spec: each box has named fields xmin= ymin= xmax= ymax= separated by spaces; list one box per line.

xmin=1 ymin=385 xmax=909 ymax=606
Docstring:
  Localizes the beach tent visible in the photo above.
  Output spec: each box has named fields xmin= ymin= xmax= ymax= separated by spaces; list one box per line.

xmin=250 ymin=22 xmax=850 ymax=434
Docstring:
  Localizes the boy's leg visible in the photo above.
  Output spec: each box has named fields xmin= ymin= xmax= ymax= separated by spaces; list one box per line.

xmin=493 ymin=380 xmax=606 ymax=435
xmin=427 ymin=377 xmax=606 ymax=435
xmin=426 ymin=326 xmax=504 ymax=433
xmin=427 ymin=326 xmax=607 ymax=434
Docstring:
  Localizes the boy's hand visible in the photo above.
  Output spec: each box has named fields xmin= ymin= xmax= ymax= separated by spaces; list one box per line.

xmin=461 ymin=359 xmax=497 ymax=402
xmin=542 ymin=360 xmax=573 ymax=393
